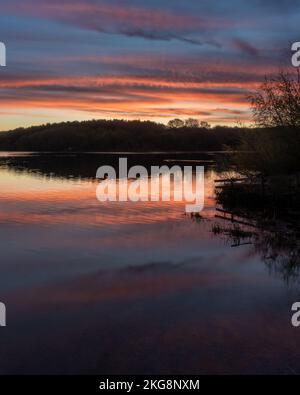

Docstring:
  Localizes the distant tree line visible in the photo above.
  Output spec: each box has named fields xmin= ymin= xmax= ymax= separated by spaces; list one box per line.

xmin=0 ymin=119 xmax=244 ymax=152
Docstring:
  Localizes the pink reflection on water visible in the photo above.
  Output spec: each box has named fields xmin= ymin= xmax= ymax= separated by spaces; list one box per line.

xmin=0 ymin=167 xmax=217 ymax=226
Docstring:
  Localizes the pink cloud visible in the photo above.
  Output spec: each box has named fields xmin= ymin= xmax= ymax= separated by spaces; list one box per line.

xmin=3 ymin=0 xmax=228 ymax=45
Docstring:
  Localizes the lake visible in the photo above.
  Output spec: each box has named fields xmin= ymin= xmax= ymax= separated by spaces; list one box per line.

xmin=0 ymin=152 xmax=299 ymax=374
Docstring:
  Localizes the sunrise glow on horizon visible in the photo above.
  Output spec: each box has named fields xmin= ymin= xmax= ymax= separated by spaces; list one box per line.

xmin=0 ymin=0 xmax=298 ymax=131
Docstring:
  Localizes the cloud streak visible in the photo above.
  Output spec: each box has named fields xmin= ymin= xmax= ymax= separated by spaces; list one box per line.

xmin=3 ymin=0 xmax=227 ymax=46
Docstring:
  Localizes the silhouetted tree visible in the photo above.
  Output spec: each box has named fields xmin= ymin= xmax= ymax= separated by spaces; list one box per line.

xmin=168 ymin=118 xmax=185 ymax=128
xmin=185 ymin=118 xmax=199 ymax=128
xmin=250 ymin=70 xmax=300 ymax=128
xmin=200 ymin=121 xmax=211 ymax=129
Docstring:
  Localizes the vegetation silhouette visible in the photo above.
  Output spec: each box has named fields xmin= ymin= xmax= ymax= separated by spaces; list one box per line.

xmin=210 ymin=70 xmax=300 ymax=283
xmin=0 ymin=119 xmax=243 ymax=152
xmin=214 ymin=70 xmax=300 ymax=224
xmin=231 ymin=71 xmax=300 ymax=176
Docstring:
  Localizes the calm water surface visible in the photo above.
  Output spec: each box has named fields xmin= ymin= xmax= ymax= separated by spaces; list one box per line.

xmin=0 ymin=152 xmax=299 ymax=374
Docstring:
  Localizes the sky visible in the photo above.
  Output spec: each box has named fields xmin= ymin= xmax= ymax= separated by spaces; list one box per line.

xmin=0 ymin=0 xmax=299 ymax=130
